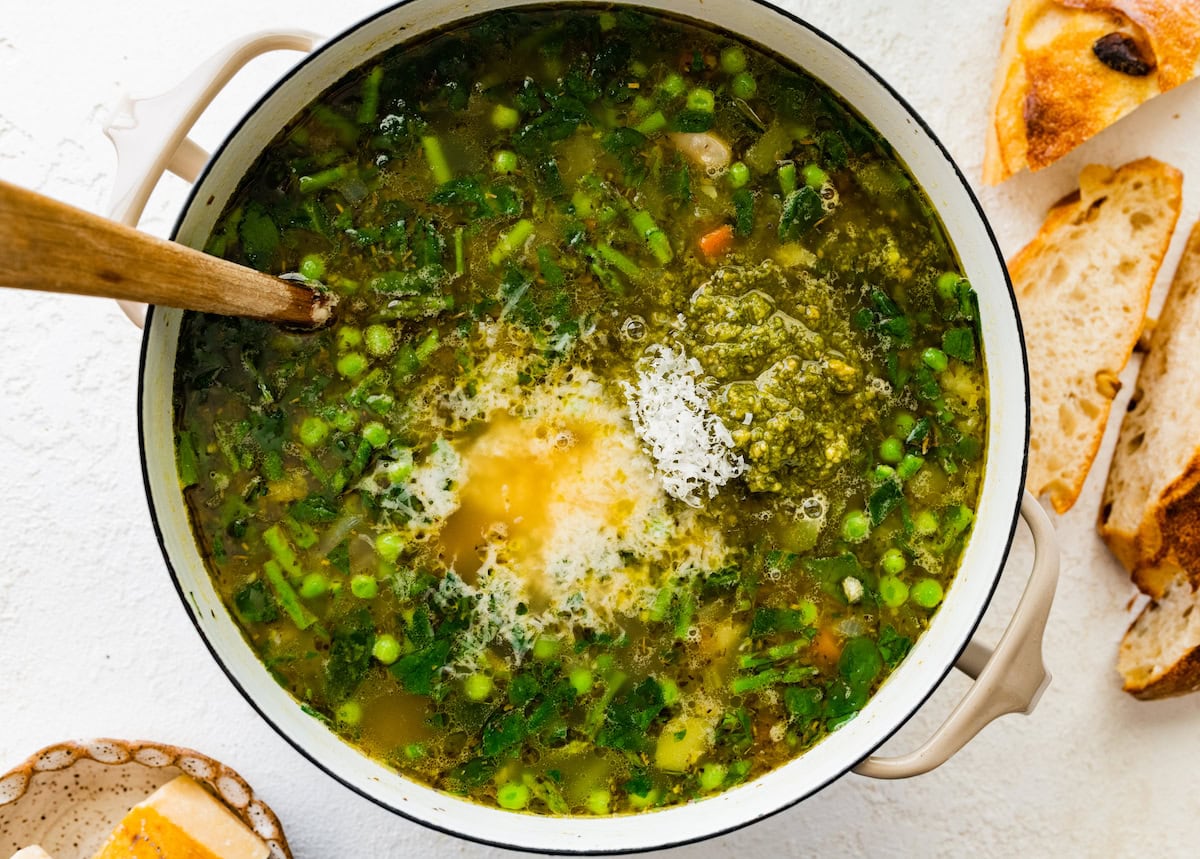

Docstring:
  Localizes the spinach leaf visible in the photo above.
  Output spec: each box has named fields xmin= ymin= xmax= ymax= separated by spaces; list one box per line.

xmin=733 ymin=188 xmax=754 ymax=237
xmin=233 ymin=580 xmax=278 ymax=623
xmin=482 ymin=709 xmax=527 ymax=756
xmin=595 ymin=677 xmax=665 ymax=752
xmin=868 ymin=480 xmax=903 ymax=526
xmin=389 ymin=638 xmax=450 ymax=696
xmin=511 ymin=97 xmax=588 ymax=154
xmin=838 ymin=637 xmax=882 ymax=688
xmin=942 ymin=326 xmax=976 ymax=363
xmin=325 ymin=610 xmax=376 ymax=701
xmin=749 ymin=606 xmax=809 ymax=638
xmin=290 ymin=495 xmax=338 ymax=523
xmin=601 ymin=127 xmax=649 ymax=185
xmin=783 ymin=686 xmax=823 ymax=721
xmin=238 ymin=203 xmax=279 ymax=271
xmin=778 ymin=186 xmax=823 ymax=241
xmin=878 ymin=625 xmax=913 ymax=668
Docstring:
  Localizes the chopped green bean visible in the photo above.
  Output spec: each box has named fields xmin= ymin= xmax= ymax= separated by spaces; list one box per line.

xmin=421 ymin=135 xmax=453 ymax=184
xmin=490 ymin=219 xmax=535 ymax=265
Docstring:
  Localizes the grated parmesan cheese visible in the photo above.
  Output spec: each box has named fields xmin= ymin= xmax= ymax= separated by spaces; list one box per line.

xmin=622 ymin=344 xmax=746 ymax=507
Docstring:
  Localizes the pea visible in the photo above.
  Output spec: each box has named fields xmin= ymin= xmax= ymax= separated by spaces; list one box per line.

xmin=299 ymin=253 xmax=325 ymax=281
xmin=337 ymin=352 xmax=368 ymax=378
xmin=299 ymin=572 xmax=329 ymax=600
xmin=364 ymin=324 xmax=394 ymax=357
xmin=598 ymin=11 xmax=617 ymax=30
xmin=496 ymin=781 xmax=529 ymax=810
xmin=464 ymin=672 xmax=493 ymax=701
xmin=911 ymin=578 xmax=945 ymax=608
xmin=660 ymin=72 xmax=686 ymax=98
xmin=879 ymin=437 xmax=904 ymax=464
xmin=719 ymin=46 xmax=747 ymax=74
xmin=922 ymin=347 xmax=949 ymax=372
xmin=727 ymin=161 xmax=751 ymax=188
xmin=532 ymin=636 xmax=560 ymax=660
xmin=493 ymin=149 xmax=518 ymax=175
xmin=797 ymin=599 xmax=819 ymax=625
xmin=373 ymin=633 xmax=401 ymax=665
xmin=914 ymin=510 xmax=939 ymax=536
xmin=699 ymin=763 xmax=727 ymax=791
xmin=880 ymin=548 xmax=907 ymax=575
xmin=362 ymin=421 xmax=389 ymax=448
xmin=335 ymin=700 xmax=362 ymax=726
xmin=569 ymin=667 xmax=593 ymax=695
xmin=802 ymin=163 xmax=828 ymax=188
xmin=936 ymin=271 xmax=963 ymax=301
xmin=842 ymin=510 xmax=870 ymax=543
xmin=331 ymin=409 xmax=357 ymax=432
xmin=686 ymin=87 xmax=715 ymax=113
xmin=873 ymin=464 xmax=896 ymax=482
xmin=298 ymin=416 xmax=329 ymax=448
xmin=892 ymin=411 xmax=916 ymax=437
xmin=336 ymin=326 xmax=362 ymax=351
xmin=491 ymin=103 xmax=520 ymax=130
xmin=730 ymin=71 xmax=757 ymax=100
xmin=879 ymin=575 xmax=909 ymax=608
xmin=350 ymin=574 xmax=379 ymax=600
xmin=375 ymin=532 xmax=405 ymax=562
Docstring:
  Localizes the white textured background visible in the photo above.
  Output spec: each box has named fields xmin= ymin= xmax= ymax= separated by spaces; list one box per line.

xmin=2 ymin=1 xmax=1198 ymax=856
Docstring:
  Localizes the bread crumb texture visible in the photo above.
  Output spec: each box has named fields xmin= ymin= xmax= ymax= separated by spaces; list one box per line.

xmin=1011 ymin=158 xmax=1181 ymax=513
xmin=1100 ymin=222 xmax=1200 ymax=598
xmin=1119 ymin=579 xmax=1200 ymax=699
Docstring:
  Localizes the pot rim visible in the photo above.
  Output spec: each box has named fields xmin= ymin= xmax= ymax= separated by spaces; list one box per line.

xmin=138 ymin=1 xmax=1028 ymax=852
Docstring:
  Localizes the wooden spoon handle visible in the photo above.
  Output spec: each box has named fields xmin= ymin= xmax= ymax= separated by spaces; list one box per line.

xmin=0 ymin=179 xmax=333 ymax=327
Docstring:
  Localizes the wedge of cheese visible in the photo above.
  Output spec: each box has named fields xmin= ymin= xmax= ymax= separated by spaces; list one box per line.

xmin=10 ymin=848 xmax=55 ymax=859
xmin=92 ymin=775 xmax=269 ymax=859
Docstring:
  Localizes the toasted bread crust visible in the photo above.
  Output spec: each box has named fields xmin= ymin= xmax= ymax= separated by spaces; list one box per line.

xmin=1121 ymin=595 xmax=1200 ymax=699
xmin=1100 ymin=220 xmax=1200 ymax=596
xmin=1131 ymin=459 xmax=1200 ymax=596
xmin=984 ymin=0 xmax=1200 ymax=184
xmin=1013 ymin=158 xmax=1182 ymax=513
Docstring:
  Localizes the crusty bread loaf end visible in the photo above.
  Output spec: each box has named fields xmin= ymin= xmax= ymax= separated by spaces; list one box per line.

xmin=1100 ymin=221 xmax=1200 ymax=597
xmin=1119 ymin=580 xmax=1200 ymax=699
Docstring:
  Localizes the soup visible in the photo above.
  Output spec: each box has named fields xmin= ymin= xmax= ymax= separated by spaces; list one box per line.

xmin=173 ymin=6 xmax=986 ymax=815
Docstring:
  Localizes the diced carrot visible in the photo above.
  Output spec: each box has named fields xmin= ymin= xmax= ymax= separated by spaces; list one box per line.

xmin=698 ymin=223 xmax=735 ymax=257
xmin=811 ymin=626 xmax=842 ymax=668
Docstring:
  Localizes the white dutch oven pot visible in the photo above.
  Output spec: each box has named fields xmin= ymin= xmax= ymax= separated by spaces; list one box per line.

xmin=115 ymin=1 xmax=1059 ymax=852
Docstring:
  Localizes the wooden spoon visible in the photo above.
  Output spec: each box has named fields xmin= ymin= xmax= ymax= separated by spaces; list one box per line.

xmin=0 ymin=179 xmax=334 ymax=327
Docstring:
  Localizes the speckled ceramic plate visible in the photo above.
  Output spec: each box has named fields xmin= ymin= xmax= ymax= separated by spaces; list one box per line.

xmin=0 ymin=739 xmax=292 ymax=859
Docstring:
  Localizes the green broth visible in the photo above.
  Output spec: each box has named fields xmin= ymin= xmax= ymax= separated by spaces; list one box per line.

xmin=173 ymin=6 xmax=986 ymax=814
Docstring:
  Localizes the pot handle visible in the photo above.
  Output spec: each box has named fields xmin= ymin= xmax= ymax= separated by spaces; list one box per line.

xmin=103 ymin=30 xmax=321 ymax=328
xmin=853 ymin=491 xmax=1058 ymax=779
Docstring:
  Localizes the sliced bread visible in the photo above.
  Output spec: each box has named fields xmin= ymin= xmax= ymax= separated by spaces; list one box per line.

xmin=984 ymin=0 xmax=1200 ymax=184
xmin=1011 ymin=158 xmax=1182 ymax=513
xmin=1118 ymin=579 xmax=1200 ymax=699
xmin=1100 ymin=221 xmax=1200 ymax=597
